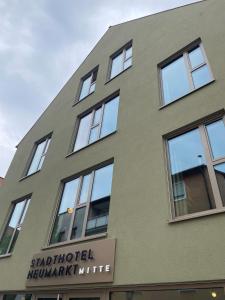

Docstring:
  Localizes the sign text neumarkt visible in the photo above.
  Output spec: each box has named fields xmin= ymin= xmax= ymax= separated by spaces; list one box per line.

xmin=26 ymin=239 xmax=116 ymax=287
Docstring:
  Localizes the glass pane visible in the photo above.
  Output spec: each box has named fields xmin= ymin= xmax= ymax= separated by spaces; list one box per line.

xmin=110 ymin=53 xmax=123 ymax=79
xmin=70 ymin=207 xmax=86 ymax=240
xmin=192 ymin=65 xmax=212 ymax=89
xmin=162 ymin=56 xmax=190 ymax=104
xmin=0 ymin=226 xmax=14 ymax=255
xmin=206 ymin=120 xmax=225 ymax=159
xmin=79 ymin=75 xmax=92 ymax=100
xmin=79 ymin=173 xmax=91 ymax=204
xmin=86 ymin=198 xmax=109 ymax=236
xmin=89 ymin=82 xmax=96 ymax=93
xmin=9 ymin=226 xmax=21 ymax=253
xmin=19 ymin=199 xmax=30 ymax=225
xmin=100 ymin=97 xmax=119 ymax=138
xmin=74 ymin=112 xmax=92 ymax=151
xmin=27 ymin=141 xmax=46 ymax=175
xmin=189 ymin=46 xmax=205 ymax=69
xmin=89 ymin=126 xmax=99 ymax=144
xmin=3 ymin=295 xmax=32 ymax=300
xmin=9 ymin=200 xmax=26 ymax=228
xmin=93 ymin=107 xmax=102 ymax=126
xmin=43 ymin=137 xmax=51 ymax=155
xmin=91 ymin=164 xmax=114 ymax=202
xmin=125 ymin=46 xmax=132 ymax=59
xmin=111 ymin=288 xmax=225 ymax=300
xmin=124 ymin=57 xmax=132 ymax=69
xmin=37 ymin=155 xmax=45 ymax=171
xmin=214 ymin=163 xmax=225 ymax=206
xmin=168 ymin=129 xmax=215 ymax=216
xmin=50 ymin=178 xmax=79 ymax=244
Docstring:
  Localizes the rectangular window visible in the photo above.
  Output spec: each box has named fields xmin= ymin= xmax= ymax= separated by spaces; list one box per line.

xmin=79 ymin=68 xmax=98 ymax=101
xmin=74 ymin=95 xmax=119 ymax=152
xmin=0 ymin=197 xmax=30 ymax=255
xmin=167 ymin=117 xmax=225 ymax=218
xmin=160 ymin=41 xmax=213 ymax=105
xmin=27 ymin=135 xmax=51 ymax=176
xmin=109 ymin=43 xmax=132 ymax=79
xmin=50 ymin=162 xmax=114 ymax=244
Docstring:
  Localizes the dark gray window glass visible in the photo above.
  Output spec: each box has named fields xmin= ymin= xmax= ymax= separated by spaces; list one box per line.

xmin=50 ymin=163 xmax=114 ymax=244
xmin=110 ymin=45 xmax=132 ymax=79
xmin=71 ymin=207 xmax=86 ymax=240
xmin=27 ymin=137 xmax=51 ymax=175
xmin=168 ymin=129 xmax=215 ymax=217
xmin=74 ymin=96 xmax=119 ymax=151
xmin=3 ymin=294 xmax=32 ymax=300
xmin=50 ymin=179 xmax=79 ymax=244
xmin=111 ymin=288 xmax=225 ymax=300
xmin=79 ymin=69 xmax=97 ymax=101
xmin=0 ymin=198 xmax=30 ymax=255
xmin=162 ymin=57 xmax=190 ymax=104
xmin=206 ymin=120 xmax=225 ymax=159
xmin=161 ymin=43 xmax=212 ymax=105
xmin=100 ymin=96 xmax=119 ymax=138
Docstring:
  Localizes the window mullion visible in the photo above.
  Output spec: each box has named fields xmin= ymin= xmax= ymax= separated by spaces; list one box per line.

xmin=122 ymin=49 xmax=126 ymax=71
xmin=88 ymin=72 xmax=94 ymax=94
xmin=67 ymin=177 xmax=83 ymax=241
xmin=81 ymin=171 xmax=95 ymax=237
xmin=87 ymin=110 xmax=95 ymax=144
xmin=183 ymin=52 xmax=194 ymax=90
xmin=199 ymin=125 xmax=223 ymax=208
xmin=97 ymin=104 xmax=105 ymax=139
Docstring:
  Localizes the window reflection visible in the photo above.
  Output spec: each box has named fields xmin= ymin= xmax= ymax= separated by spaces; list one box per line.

xmin=162 ymin=57 xmax=190 ymax=104
xmin=74 ymin=96 xmax=119 ymax=152
xmin=50 ymin=179 xmax=80 ymax=244
xmin=214 ymin=163 xmax=225 ymax=206
xmin=111 ymin=288 xmax=225 ymax=300
xmin=50 ymin=163 xmax=114 ymax=244
xmin=168 ymin=129 xmax=215 ymax=216
xmin=0 ymin=198 xmax=30 ymax=255
xmin=206 ymin=120 xmax=225 ymax=159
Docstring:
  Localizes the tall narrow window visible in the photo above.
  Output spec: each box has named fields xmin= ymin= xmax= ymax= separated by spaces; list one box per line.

xmin=160 ymin=41 xmax=213 ymax=105
xmin=74 ymin=95 xmax=119 ymax=151
xmin=167 ymin=117 xmax=225 ymax=218
xmin=0 ymin=197 xmax=30 ymax=255
xmin=110 ymin=43 xmax=132 ymax=79
xmin=79 ymin=68 xmax=98 ymax=101
xmin=27 ymin=136 xmax=51 ymax=176
xmin=50 ymin=163 xmax=114 ymax=245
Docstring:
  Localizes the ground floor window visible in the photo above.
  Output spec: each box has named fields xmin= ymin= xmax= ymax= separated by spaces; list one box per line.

xmin=111 ymin=288 xmax=225 ymax=300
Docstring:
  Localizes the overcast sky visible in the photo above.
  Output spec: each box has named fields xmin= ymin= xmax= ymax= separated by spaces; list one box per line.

xmin=0 ymin=0 xmax=202 ymax=177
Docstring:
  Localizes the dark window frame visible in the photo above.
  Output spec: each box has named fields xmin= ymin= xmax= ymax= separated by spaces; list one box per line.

xmin=107 ymin=40 xmax=133 ymax=81
xmin=158 ymin=38 xmax=214 ymax=106
xmin=0 ymin=195 xmax=31 ymax=256
xmin=24 ymin=133 xmax=52 ymax=178
xmin=76 ymin=66 xmax=99 ymax=103
xmin=71 ymin=91 xmax=120 ymax=153
xmin=48 ymin=159 xmax=114 ymax=246
xmin=164 ymin=111 xmax=225 ymax=222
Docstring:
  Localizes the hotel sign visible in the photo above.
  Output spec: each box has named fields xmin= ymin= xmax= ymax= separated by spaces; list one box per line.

xmin=26 ymin=239 xmax=116 ymax=287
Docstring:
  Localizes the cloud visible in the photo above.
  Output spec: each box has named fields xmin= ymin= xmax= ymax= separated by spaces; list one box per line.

xmin=0 ymin=0 xmax=202 ymax=176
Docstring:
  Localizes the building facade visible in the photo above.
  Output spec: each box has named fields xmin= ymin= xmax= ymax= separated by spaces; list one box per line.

xmin=1 ymin=1 xmax=225 ymax=300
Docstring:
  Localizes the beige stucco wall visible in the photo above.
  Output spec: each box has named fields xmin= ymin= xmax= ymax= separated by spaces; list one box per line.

xmin=0 ymin=0 xmax=225 ymax=292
